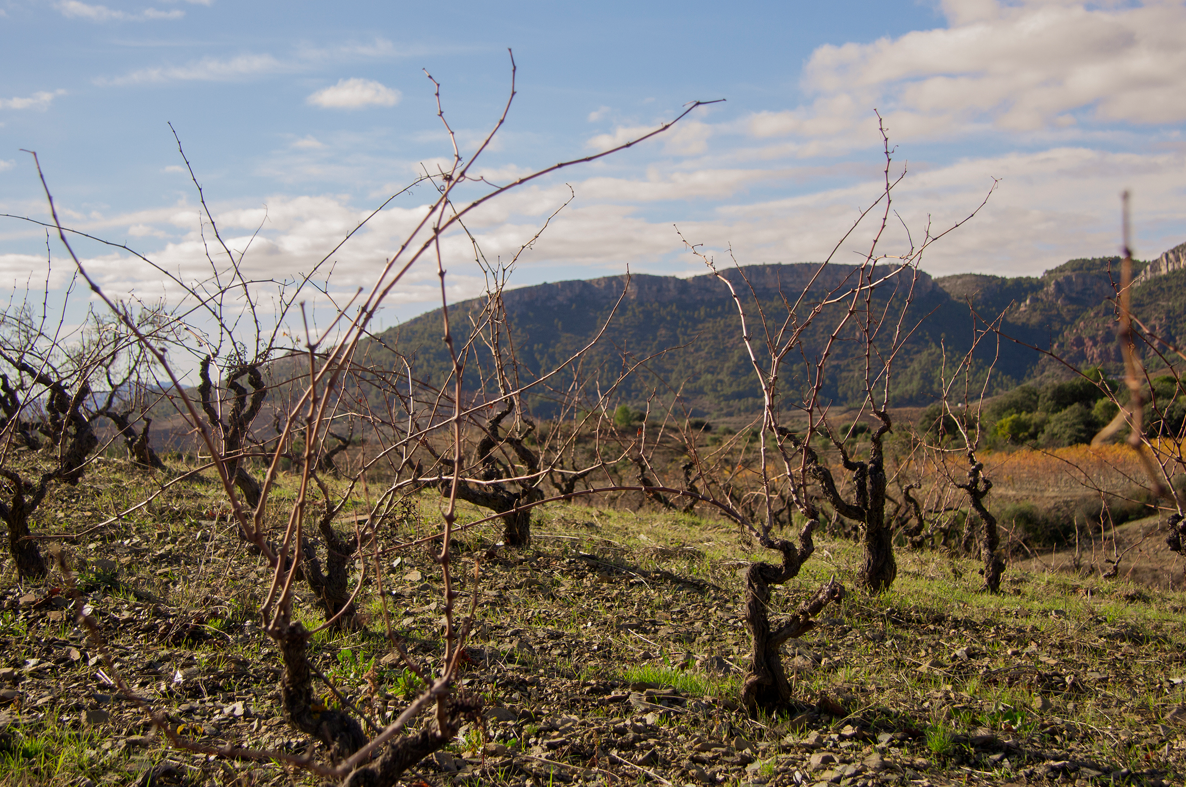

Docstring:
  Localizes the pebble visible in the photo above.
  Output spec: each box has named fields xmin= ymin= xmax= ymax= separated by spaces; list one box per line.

xmin=486 ymin=706 xmax=517 ymax=722
xmin=808 ymin=752 xmax=836 ymax=769
xmin=862 ymin=752 xmax=885 ymax=771
xmin=83 ymin=709 xmax=109 ymax=725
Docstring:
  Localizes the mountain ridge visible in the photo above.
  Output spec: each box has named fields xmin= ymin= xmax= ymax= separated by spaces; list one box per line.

xmin=362 ymin=245 xmax=1184 ymax=420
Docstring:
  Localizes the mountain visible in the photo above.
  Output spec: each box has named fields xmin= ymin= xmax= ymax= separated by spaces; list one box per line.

xmin=356 ymin=245 xmax=1185 ymax=421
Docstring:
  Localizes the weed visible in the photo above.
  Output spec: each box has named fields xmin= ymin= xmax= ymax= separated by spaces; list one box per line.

xmin=925 ymin=722 xmax=956 ymax=758
xmin=622 ymin=663 xmax=713 ymax=697
xmin=389 ymin=667 xmax=426 ymax=701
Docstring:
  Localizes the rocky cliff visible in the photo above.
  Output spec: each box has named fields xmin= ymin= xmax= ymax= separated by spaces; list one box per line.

xmin=1135 ymin=241 xmax=1186 ymax=286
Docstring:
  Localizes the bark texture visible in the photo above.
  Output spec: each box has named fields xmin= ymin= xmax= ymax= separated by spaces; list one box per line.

xmin=341 ymin=694 xmax=482 ymax=787
xmin=302 ymin=511 xmax=359 ymax=630
xmin=741 ymin=523 xmax=845 ymax=716
xmin=0 ymin=476 xmax=47 ymax=580
xmin=199 ymin=357 xmax=267 ymax=513
xmin=0 ymin=366 xmax=98 ymax=580
xmin=800 ymin=414 xmax=897 ymax=593
xmin=448 ymin=399 xmax=541 ymax=547
xmin=957 ymin=455 xmax=1006 ymax=593
xmin=276 ymin=621 xmax=368 ymax=761
xmin=1168 ymin=513 xmax=1186 ymax=556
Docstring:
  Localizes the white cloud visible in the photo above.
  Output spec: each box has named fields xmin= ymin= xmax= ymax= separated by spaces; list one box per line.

xmin=577 ymin=167 xmax=779 ymax=203
xmin=586 ymin=124 xmax=654 ymax=152
xmin=586 ymin=118 xmax=714 ymax=156
xmin=9 ymin=130 xmax=1184 ymax=324
xmin=56 ymin=1 xmax=184 ymax=22
xmin=0 ymin=161 xmax=13 ymax=172
xmin=307 ymin=78 xmax=400 ymax=110
xmin=97 ymin=54 xmax=285 ymax=85
xmin=587 ymin=105 xmax=611 ymax=123
xmin=748 ymin=1 xmax=1186 ymax=154
xmin=127 ymin=223 xmax=167 ymax=237
xmin=463 ymin=163 xmax=534 ymax=185
xmin=0 ymin=89 xmax=67 ymax=111
xmin=292 ymin=136 xmax=325 ymax=150
xmin=298 ymin=38 xmax=400 ymax=62
xmin=95 ymin=37 xmax=401 ymax=87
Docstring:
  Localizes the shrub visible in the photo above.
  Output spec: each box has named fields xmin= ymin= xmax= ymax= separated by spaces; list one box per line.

xmin=1038 ymin=376 xmax=1106 ymax=413
xmin=986 ymin=385 xmax=1040 ymax=422
xmin=847 ymin=420 xmax=871 ymax=437
xmin=613 ymin=404 xmax=643 ymax=428
xmin=1092 ymin=397 xmax=1119 ymax=427
xmin=1040 ymin=403 xmax=1098 ymax=448
xmin=1073 ymin=489 xmax=1155 ymax=534
xmin=918 ymin=403 xmax=976 ymax=442
xmin=993 ymin=412 xmax=1046 ymax=445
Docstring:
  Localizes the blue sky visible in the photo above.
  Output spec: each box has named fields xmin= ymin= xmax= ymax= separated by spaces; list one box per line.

xmin=2 ymin=0 xmax=1185 ymax=328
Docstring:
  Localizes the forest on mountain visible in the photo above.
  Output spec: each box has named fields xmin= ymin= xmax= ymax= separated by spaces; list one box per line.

xmin=357 ymin=249 xmax=1179 ymax=425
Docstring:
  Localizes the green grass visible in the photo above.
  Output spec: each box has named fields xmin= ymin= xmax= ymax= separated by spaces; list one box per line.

xmin=0 ymin=712 xmax=115 ymax=786
xmin=924 ymin=721 xmax=957 ymax=758
xmin=3 ymin=454 xmax=1186 ymax=786
xmin=621 ymin=662 xmax=719 ymax=697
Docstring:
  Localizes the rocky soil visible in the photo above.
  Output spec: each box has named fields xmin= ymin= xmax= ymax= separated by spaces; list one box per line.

xmin=1 ymin=502 xmax=1185 ymax=786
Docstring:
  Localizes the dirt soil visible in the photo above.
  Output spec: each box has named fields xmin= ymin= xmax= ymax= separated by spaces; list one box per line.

xmin=1016 ymin=515 xmax=1186 ymax=590
xmin=1 ymin=507 xmax=1186 ymax=787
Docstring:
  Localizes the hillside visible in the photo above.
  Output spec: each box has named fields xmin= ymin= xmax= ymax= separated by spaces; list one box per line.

xmin=364 ymin=265 xmax=1036 ymax=420
xmin=1 ymin=463 xmax=1183 ymax=786
xmin=357 ymin=244 xmax=1184 ymax=420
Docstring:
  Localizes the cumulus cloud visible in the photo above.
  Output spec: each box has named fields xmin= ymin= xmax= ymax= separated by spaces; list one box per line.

xmin=56 ymin=1 xmax=184 ymax=22
xmin=0 ymin=161 xmax=13 ymax=172
xmin=291 ymin=135 xmax=325 ymax=150
xmin=577 ymin=167 xmax=780 ymax=203
xmin=748 ymin=1 xmax=1186 ymax=153
xmin=11 ymin=129 xmax=1183 ymax=325
xmin=307 ymin=78 xmax=400 ymax=109
xmin=0 ymin=89 xmax=67 ymax=111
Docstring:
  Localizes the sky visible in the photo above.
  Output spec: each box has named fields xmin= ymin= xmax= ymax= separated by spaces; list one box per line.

xmin=2 ymin=0 xmax=1185 ymax=332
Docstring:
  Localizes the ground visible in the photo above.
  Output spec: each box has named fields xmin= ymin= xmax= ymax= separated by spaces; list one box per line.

xmin=1 ymin=460 xmax=1185 ymax=786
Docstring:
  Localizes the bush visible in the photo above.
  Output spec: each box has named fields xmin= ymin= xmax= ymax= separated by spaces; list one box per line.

xmin=847 ymin=420 xmax=871 ymax=437
xmin=1092 ymin=397 xmax=1119 ymax=427
xmin=993 ymin=411 xmax=1046 ymax=444
xmin=1038 ymin=376 xmax=1105 ymax=413
xmin=986 ymin=385 xmax=1040 ymax=422
xmin=613 ymin=404 xmax=643 ymax=428
xmin=1039 ymin=403 xmax=1098 ymax=448
xmin=1073 ymin=489 xmax=1155 ymax=533
xmin=918 ymin=403 xmax=976 ymax=442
